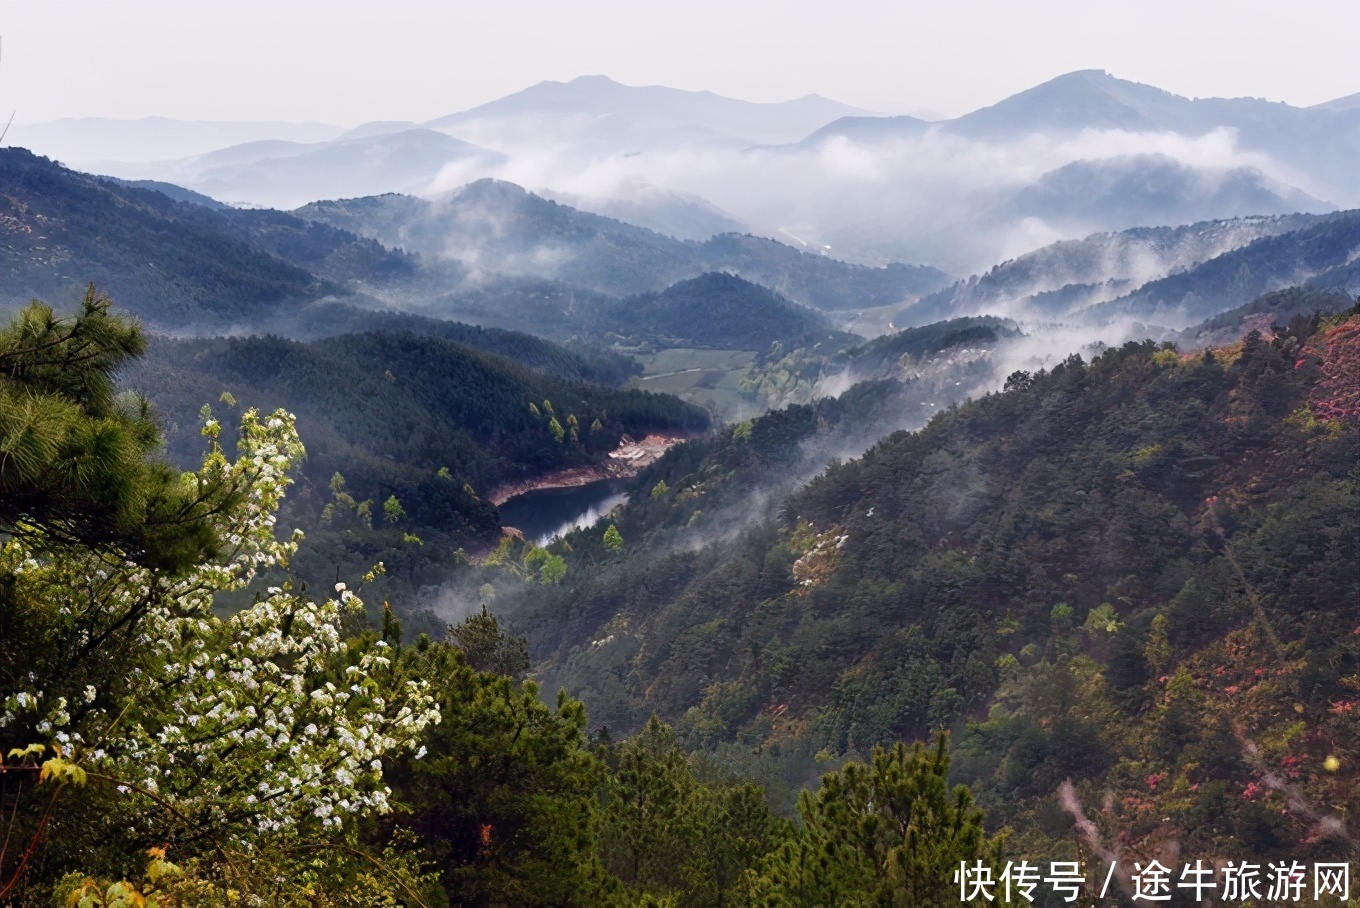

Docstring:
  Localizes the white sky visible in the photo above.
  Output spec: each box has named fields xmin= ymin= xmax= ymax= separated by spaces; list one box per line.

xmin=2 ymin=0 xmax=1357 ymax=126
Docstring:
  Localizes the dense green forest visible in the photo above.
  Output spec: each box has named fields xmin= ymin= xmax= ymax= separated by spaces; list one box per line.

xmin=276 ymin=300 xmax=643 ymax=385
xmin=831 ymin=315 xmax=1020 ymax=375
xmin=0 ymin=292 xmax=1008 ymax=907
xmin=0 ymin=149 xmax=416 ymax=328
xmin=738 ymin=315 xmax=1017 ymax=411
xmin=594 ymin=273 xmax=842 ymax=350
xmin=4 ymin=137 xmax=1358 ymax=908
xmin=503 ymin=303 xmax=1359 ymax=883
xmin=116 ymin=323 xmax=708 ymax=615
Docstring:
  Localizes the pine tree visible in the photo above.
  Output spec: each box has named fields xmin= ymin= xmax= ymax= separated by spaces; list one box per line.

xmin=446 ymin=607 xmax=530 ymax=679
xmin=753 ymin=733 xmax=1000 ymax=906
xmin=0 ymin=287 xmax=230 ymax=572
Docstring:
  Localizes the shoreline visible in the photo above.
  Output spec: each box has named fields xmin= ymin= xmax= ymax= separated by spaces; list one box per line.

xmin=487 ymin=433 xmax=689 ymax=506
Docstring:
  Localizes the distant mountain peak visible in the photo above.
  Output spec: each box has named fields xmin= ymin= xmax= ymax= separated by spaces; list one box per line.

xmin=1054 ymin=68 xmax=1112 ymax=81
xmin=950 ymin=69 xmax=1192 ymax=137
xmin=425 ymin=77 xmax=875 ymax=147
xmin=1311 ymin=90 xmax=1360 ymax=113
xmin=452 ymin=177 xmax=531 ymax=201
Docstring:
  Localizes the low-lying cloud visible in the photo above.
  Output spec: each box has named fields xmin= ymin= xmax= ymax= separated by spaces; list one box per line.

xmin=415 ymin=122 xmax=1330 ymax=275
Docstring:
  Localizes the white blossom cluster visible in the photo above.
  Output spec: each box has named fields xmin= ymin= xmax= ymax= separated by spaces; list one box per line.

xmin=2 ymin=409 xmax=439 ymax=843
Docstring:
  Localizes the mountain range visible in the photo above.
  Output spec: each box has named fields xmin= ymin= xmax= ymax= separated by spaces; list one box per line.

xmin=424 ymin=74 xmax=876 ymax=150
xmin=4 ymin=146 xmax=1356 ymax=349
xmin=805 ymin=69 xmax=1360 ymax=204
xmin=120 ymin=129 xmax=506 ymax=210
xmin=294 ymin=179 xmax=950 ymax=315
xmin=23 ymin=71 xmax=1356 ymax=271
xmin=897 ymin=211 xmax=1360 ymax=328
xmin=4 ymin=62 xmax=1359 ymax=905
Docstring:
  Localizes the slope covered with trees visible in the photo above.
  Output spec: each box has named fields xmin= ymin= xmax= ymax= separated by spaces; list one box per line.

xmin=114 ymin=316 xmax=705 ymax=615
xmin=899 ymin=213 xmax=1321 ymax=327
xmin=282 ymin=300 xmax=643 ymax=385
xmin=0 ymin=294 xmax=1004 ymax=908
xmin=296 ymin=180 xmax=951 ymax=310
xmin=0 ymin=148 xmax=414 ymax=328
xmin=507 ymin=304 xmax=1360 ymax=870
xmin=595 ymin=272 xmax=840 ymax=349
xmin=1090 ymin=210 xmax=1360 ymax=326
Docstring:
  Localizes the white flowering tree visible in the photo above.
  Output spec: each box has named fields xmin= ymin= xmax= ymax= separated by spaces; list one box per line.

xmin=0 ymin=406 xmax=439 ymax=903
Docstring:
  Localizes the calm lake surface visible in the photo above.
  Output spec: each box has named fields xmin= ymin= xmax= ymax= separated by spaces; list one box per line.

xmin=496 ymin=479 xmax=629 ymax=545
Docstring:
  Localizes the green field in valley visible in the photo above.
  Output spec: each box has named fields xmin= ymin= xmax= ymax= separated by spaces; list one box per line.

xmin=624 ymin=347 xmax=760 ymax=423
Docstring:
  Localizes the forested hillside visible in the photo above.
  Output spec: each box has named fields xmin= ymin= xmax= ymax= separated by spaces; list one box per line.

xmin=739 ymin=314 xmax=1020 ymax=411
xmin=1090 ymin=210 xmax=1360 ymax=326
xmin=280 ymin=300 xmax=643 ymax=384
xmin=506 ymin=305 xmax=1360 ymax=868
xmin=0 ymin=293 xmax=1004 ymax=908
xmin=899 ymin=213 xmax=1320 ymax=326
xmin=295 ymin=180 xmax=950 ymax=310
xmin=595 ymin=272 xmax=840 ymax=349
xmin=119 ymin=327 xmax=708 ymax=606
xmin=1172 ymin=285 xmax=1356 ymax=349
xmin=0 ymin=149 xmax=413 ymax=327
xmin=7 ymin=42 xmax=1360 ymax=908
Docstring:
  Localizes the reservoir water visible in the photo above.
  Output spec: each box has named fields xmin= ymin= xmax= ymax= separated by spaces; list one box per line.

xmin=496 ymin=479 xmax=629 ymax=545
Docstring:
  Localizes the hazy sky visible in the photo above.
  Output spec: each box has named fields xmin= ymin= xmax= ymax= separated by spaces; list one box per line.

xmin=2 ymin=0 xmax=1357 ymax=125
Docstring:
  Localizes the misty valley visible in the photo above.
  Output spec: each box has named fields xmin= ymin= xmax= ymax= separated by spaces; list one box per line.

xmin=0 ymin=60 xmax=1357 ymax=908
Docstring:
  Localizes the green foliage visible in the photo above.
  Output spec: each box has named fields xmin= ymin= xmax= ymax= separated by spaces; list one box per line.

xmin=0 ymin=149 xmax=409 ymax=331
xmin=8 ymin=265 xmax=1357 ymax=903
xmin=0 ymin=395 xmax=439 ymax=903
xmin=538 ymin=554 xmax=568 ymax=585
xmin=445 ymin=607 xmax=530 ymax=679
xmin=508 ymin=316 xmax=1360 ymax=873
xmin=598 ymin=716 xmax=790 ymax=907
xmin=599 ymin=273 xmax=840 ymax=351
xmin=120 ymin=327 xmax=708 ymax=609
xmin=753 ymin=734 xmax=1000 ymax=907
xmin=1143 ymin=613 xmax=1172 ymax=675
xmin=0 ymin=290 xmax=1008 ymax=908
xmin=1083 ymin=603 xmax=1123 ymax=634
xmin=0 ymin=288 xmax=231 ymax=572
xmin=388 ymin=643 xmax=612 ymax=907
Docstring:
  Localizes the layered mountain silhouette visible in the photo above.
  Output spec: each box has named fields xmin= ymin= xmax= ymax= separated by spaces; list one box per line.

xmin=295 ymin=179 xmax=949 ymax=309
xmin=1005 ymin=155 xmax=1331 ymax=231
xmin=426 ymin=74 xmax=876 ymax=149
xmin=899 ymin=210 xmax=1360 ymax=329
xmin=0 ymin=148 xmax=410 ymax=328
xmin=98 ymin=129 xmax=505 ymax=210
xmin=31 ymin=70 xmax=1356 ymax=267
xmin=805 ymin=69 xmax=1360 ymax=206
